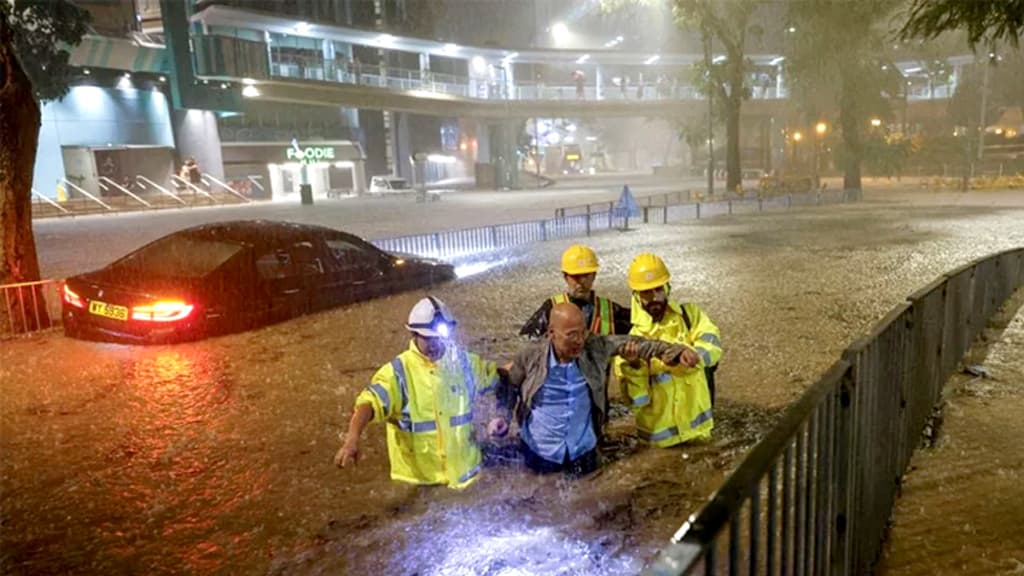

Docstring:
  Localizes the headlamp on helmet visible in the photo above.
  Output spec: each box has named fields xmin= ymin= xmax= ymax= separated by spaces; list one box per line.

xmin=406 ymin=296 xmax=457 ymax=338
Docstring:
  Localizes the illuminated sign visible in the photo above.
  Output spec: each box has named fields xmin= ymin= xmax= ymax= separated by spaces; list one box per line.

xmin=565 ymin=153 xmax=580 ymax=160
xmin=285 ymin=146 xmax=336 ymax=164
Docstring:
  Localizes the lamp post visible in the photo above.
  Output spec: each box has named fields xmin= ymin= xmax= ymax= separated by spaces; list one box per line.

xmin=813 ymin=121 xmax=827 ymax=189
xmin=791 ymin=130 xmax=802 ymax=169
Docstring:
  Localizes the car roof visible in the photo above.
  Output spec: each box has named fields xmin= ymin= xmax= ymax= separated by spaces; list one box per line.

xmin=176 ymin=220 xmax=361 ymax=249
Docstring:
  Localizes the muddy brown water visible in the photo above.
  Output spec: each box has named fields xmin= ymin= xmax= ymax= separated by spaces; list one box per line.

xmin=3 ymin=197 xmax=1024 ymax=574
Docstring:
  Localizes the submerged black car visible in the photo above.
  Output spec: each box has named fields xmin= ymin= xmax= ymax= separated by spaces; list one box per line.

xmin=61 ymin=220 xmax=455 ymax=343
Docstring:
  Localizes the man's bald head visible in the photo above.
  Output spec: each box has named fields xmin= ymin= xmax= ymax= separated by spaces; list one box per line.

xmin=548 ymin=302 xmax=586 ymax=362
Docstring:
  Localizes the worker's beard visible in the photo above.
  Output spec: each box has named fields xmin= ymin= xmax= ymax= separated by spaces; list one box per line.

xmin=644 ymin=299 xmax=668 ymax=322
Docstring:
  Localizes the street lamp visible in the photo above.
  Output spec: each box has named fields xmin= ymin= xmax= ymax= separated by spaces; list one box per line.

xmin=791 ymin=131 xmax=802 ymax=168
xmin=551 ymin=22 xmax=570 ymax=47
xmin=870 ymin=118 xmax=882 ymax=128
xmin=813 ymin=122 xmax=827 ymax=188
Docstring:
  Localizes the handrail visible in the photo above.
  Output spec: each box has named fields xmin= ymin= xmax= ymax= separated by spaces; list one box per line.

xmin=98 ymin=176 xmax=152 ymax=207
xmin=644 ymin=246 xmax=1024 ymax=576
xmin=60 ymin=178 xmax=113 ymax=211
xmin=31 ymin=188 xmax=70 ymax=214
xmin=170 ymin=174 xmax=217 ymax=202
xmin=247 ymin=176 xmax=265 ymax=193
xmin=201 ymin=173 xmax=252 ymax=203
xmin=135 ymin=175 xmax=186 ymax=205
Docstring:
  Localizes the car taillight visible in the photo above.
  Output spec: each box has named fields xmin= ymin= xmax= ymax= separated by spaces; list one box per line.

xmin=63 ymin=284 xmax=85 ymax=308
xmin=131 ymin=300 xmax=195 ymax=322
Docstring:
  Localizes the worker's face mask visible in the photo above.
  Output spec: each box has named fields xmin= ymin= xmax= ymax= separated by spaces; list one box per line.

xmin=637 ymin=285 xmax=669 ymax=321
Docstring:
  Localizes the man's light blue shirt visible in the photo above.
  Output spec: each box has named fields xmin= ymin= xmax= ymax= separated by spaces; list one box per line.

xmin=521 ymin=346 xmax=597 ymax=463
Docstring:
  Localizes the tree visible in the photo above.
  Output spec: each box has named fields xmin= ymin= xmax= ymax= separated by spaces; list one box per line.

xmin=600 ymin=0 xmax=762 ymax=193
xmin=784 ymin=0 xmax=902 ymax=191
xmin=900 ymin=0 xmax=1024 ymax=49
xmin=0 ymin=1 xmax=90 ymax=333
xmin=674 ymin=0 xmax=761 ymax=193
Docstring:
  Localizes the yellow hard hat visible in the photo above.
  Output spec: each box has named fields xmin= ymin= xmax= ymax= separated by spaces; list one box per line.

xmin=561 ymin=244 xmax=600 ymax=275
xmin=628 ymin=253 xmax=671 ymax=291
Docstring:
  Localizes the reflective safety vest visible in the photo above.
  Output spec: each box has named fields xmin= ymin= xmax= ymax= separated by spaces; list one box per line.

xmin=355 ymin=341 xmax=498 ymax=489
xmin=551 ymin=293 xmax=614 ymax=335
xmin=614 ymin=299 xmax=721 ymax=447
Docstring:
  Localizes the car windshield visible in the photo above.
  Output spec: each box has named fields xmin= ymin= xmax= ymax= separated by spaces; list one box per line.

xmin=389 ymin=179 xmax=408 ymax=188
xmin=111 ymin=234 xmax=244 ymax=279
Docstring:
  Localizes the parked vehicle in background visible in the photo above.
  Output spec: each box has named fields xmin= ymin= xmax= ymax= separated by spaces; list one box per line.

xmin=369 ymin=175 xmax=416 ymax=195
xmin=61 ymin=220 xmax=455 ymax=344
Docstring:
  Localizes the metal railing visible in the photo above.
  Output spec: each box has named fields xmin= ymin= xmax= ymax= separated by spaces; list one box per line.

xmin=0 ymin=279 xmax=61 ymax=336
xmin=645 ymin=247 xmax=1024 ymax=576
xmin=6 ymin=187 xmax=862 ymax=338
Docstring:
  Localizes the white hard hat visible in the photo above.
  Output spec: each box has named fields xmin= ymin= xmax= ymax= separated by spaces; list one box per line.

xmin=406 ymin=296 xmax=457 ymax=337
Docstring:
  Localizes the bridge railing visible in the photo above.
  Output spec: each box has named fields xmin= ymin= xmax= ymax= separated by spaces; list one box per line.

xmin=644 ymin=247 xmax=1024 ymax=576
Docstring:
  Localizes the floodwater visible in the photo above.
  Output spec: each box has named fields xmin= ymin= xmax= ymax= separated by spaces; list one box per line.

xmin=3 ymin=194 xmax=1024 ymax=574
xmin=879 ymin=296 xmax=1024 ymax=575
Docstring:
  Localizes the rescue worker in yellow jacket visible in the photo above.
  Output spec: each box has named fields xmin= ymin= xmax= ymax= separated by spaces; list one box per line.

xmin=334 ymin=296 xmax=500 ymax=489
xmin=614 ymin=253 xmax=722 ymax=447
xmin=519 ymin=244 xmax=631 ymax=338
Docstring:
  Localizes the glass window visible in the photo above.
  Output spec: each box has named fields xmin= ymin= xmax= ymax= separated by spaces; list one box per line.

xmin=325 ymin=237 xmax=377 ymax=268
xmin=111 ymin=234 xmax=243 ymax=279
xmin=255 ymin=249 xmax=295 ymax=280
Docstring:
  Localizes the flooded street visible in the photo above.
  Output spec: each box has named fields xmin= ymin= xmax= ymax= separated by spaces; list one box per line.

xmin=880 ymin=296 xmax=1024 ymax=575
xmin=3 ymin=194 xmax=1024 ymax=574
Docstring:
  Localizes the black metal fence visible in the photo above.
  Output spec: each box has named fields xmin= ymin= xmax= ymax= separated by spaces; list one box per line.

xmin=644 ymin=247 xmax=1024 ymax=576
xmin=374 ymin=189 xmax=861 ymax=261
xmin=3 ymin=189 xmax=860 ymax=338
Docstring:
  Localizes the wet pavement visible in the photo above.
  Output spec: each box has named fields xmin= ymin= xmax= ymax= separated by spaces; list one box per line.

xmin=3 ymin=190 xmax=1024 ymax=574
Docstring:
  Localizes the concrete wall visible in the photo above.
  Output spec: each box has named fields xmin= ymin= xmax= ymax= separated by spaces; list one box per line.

xmin=171 ymin=109 xmax=225 ymax=180
xmin=32 ymin=85 xmax=175 ymax=197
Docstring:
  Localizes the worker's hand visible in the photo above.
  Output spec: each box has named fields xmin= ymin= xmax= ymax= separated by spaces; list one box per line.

xmin=487 ymin=417 xmax=509 ymax=438
xmin=620 ymin=340 xmax=642 ymax=365
xmin=678 ymin=347 xmax=700 ymax=368
xmin=334 ymin=438 xmax=360 ymax=468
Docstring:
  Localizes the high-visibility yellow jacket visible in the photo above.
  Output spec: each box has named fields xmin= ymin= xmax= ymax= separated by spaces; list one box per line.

xmin=551 ymin=293 xmax=616 ymax=335
xmin=355 ymin=341 xmax=498 ymax=489
xmin=614 ymin=298 xmax=721 ymax=447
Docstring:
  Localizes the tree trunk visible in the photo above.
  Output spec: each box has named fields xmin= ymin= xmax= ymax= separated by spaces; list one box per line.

xmin=725 ymin=91 xmax=742 ymax=193
xmin=838 ymin=68 xmax=863 ymax=191
xmin=1 ymin=14 xmax=50 ymax=334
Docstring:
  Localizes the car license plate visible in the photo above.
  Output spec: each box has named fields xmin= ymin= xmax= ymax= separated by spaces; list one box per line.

xmin=88 ymin=300 xmax=128 ymax=321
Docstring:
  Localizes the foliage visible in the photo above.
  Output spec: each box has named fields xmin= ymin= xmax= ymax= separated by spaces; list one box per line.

xmin=1 ymin=0 xmax=91 ymax=102
xmin=899 ymin=0 xmax=1024 ymax=49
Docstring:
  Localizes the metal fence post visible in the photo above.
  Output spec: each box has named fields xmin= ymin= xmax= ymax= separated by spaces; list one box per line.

xmin=728 ymin=200 xmax=733 ymax=215
xmin=608 ymin=201 xmax=613 ymax=229
xmin=432 ymin=232 xmax=441 ymax=258
xmin=541 ymin=220 xmax=548 ymax=241
xmin=830 ymin=359 xmax=856 ymax=576
xmin=696 ymin=203 xmax=702 ymax=219
xmin=586 ymin=204 xmax=592 ymax=236
xmin=490 ymin=225 xmax=498 ymax=250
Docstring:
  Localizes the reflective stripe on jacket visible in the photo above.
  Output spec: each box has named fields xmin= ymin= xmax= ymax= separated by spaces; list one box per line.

xmin=614 ymin=298 xmax=719 ymax=447
xmin=551 ymin=293 xmax=614 ymax=335
xmin=355 ymin=340 xmax=498 ymax=489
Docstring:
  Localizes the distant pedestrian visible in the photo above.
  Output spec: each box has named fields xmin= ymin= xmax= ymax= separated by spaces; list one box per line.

xmin=185 ymin=157 xmax=202 ymax=185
